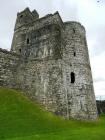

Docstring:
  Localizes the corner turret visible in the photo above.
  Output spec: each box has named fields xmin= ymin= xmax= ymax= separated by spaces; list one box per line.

xmin=32 ymin=10 xmax=39 ymax=19
xmin=14 ymin=7 xmax=39 ymax=31
xmin=11 ymin=8 xmax=40 ymax=54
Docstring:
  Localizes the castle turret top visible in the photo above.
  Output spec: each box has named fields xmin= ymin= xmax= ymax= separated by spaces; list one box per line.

xmin=17 ymin=7 xmax=39 ymax=19
xmin=15 ymin=8 xmax=39 ymax=30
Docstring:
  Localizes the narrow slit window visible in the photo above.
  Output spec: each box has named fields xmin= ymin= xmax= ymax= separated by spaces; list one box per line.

xmin=27 ymin=38 xmax=29 ymax=44
xmin=19 ymin=49 xmax=21 ymax=53
xmin=71 ymin=72 xmax=75 ymax=83
xmin=74 ymin=51 xmax=76 ymax=56
xmin=73 ymin=28 xmax=75 ymax=33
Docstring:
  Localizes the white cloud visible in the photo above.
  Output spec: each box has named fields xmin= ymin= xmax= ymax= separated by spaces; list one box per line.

xmin=24 ymin=0 xmax=31 ymax=7
xmin=52 ymin=0 xmax=79 ymax=21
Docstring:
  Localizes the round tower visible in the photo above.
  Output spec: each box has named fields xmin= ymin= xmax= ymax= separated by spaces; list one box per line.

xmin=63 ymin=22 xmax=97 ymax=119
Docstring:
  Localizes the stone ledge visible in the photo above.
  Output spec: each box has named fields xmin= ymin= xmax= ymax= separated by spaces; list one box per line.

xmin=0 ymin=48 xmax=20 ymax=57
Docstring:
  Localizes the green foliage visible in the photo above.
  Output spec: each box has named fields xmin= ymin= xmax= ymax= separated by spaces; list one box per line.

xmin=0 ymin=87 xmax=105 ymax=140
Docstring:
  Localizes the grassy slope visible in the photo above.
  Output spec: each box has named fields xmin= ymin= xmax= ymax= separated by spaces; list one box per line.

xmin=0 ymin=87 xmax=105 ymax=140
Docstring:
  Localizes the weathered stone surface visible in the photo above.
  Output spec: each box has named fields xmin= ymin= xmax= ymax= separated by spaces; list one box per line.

xmin=0 ymin=48 xmax=20 ymax=88
xmin=0 ymin=8 xmax=97 ymax=120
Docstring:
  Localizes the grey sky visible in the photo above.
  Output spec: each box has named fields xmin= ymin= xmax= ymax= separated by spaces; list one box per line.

xmin=0 ymin=0 xmax=105 ymax=96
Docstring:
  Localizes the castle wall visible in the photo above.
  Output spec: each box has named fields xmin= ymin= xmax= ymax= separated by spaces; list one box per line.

xmin=11 ymin=12 xmax=63 ymax=54
xmin=12 ymin=21 xmax=97 ymax=120
xmin=0 ymin=8 xmax=97 ymax=120
xmin=15 ymin=59 xmax=69 ymax=117
xmin=13 ymin=22 xmax=68 ymax=117
xmin=62 ymin=22 xmax=97 ymax=119
xmin=0 ymin=48 xmax=20 ymax=88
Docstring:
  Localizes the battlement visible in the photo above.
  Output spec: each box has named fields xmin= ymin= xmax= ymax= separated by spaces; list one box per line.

xmin=14 ymin=8 xmax=64 ymax=32
xmin=64 ymin=21 xmax=86 ymax=32
xmin=17 ymin=7 xmax=39 ymax=19
xmin=15 ymin=7 xmax=39 ymax=30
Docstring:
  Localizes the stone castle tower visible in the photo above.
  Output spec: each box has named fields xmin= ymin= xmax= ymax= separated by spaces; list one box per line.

xmin=0 ymin=8 xmax=97 ymax=120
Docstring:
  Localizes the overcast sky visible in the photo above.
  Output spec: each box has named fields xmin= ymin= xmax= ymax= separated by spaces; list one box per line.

xmin=0 ymin=0 xmax=105 ymax=98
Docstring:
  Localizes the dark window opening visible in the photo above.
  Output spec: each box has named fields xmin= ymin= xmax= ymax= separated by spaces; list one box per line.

xmin=73 ymin=28 xmax=75 ymax=33
xmin=27 ymin=38 xmax=29 ymax=44
xmin=71 ymin=72 xmax=75 ymax=83
xmin=20 ymin=15 xmax=23 ymax=18
xmin=19 ymin=49 xmax=21 ymax=53
xmin=74 ymin=51 xmax=76 ymax=56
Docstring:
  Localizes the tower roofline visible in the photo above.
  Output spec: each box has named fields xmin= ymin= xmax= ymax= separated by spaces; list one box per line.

xmin=17 ymin=7 xmax=31 ymax=16
xmin=14 ymin=9 xmax=64 ymax=31
xmin=64 ymin=21 xmax=86 ymax=32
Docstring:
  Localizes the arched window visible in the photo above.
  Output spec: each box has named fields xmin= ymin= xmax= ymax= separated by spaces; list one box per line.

xmin=71 ymin=72 xmax=75 ymax=83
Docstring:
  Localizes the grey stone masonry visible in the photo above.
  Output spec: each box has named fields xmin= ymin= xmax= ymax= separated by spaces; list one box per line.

xmin=0 ymin=48 xmax=20 ymax=88
xmin=0 ymin=7 xmax=97 ymax=120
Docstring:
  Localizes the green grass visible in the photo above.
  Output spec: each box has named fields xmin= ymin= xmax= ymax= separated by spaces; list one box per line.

xmin=0 ymin=87 xmax=105 ymax=140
